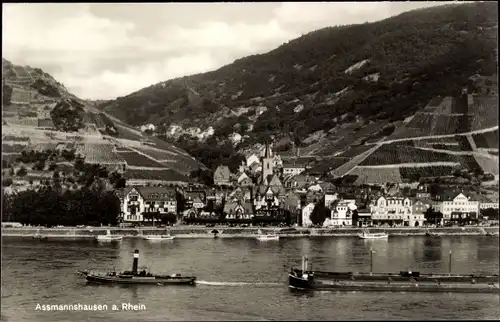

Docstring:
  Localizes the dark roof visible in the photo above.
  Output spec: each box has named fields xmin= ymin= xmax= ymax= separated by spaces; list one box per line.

xmin=125 ymin=186 xmax=176 ymax=200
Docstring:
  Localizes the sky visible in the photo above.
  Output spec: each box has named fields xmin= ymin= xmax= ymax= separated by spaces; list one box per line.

xmin=3 ymin=2 xmax=455 ymax=100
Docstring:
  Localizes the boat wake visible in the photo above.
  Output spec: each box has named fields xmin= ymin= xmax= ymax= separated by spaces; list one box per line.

xmin=196 ymin=280 xmax=282 ymax=287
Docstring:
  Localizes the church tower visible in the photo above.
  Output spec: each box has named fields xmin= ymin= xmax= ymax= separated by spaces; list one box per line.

xmin=261 ymin=142 xmax=274 ymax=184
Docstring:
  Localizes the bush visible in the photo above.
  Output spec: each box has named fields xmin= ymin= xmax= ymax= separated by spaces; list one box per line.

xmin=16 ymin=166 xmax=27 ymax=177
xmin=50 ymin=100 xmax=84 ymax=132
xmin=2 ymin=178 xmax=13 ymax=187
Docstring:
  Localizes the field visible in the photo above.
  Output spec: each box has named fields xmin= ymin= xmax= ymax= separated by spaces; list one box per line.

xmin=469 ymin=95 xmax=498 ymax=131
xmin=359 ymin=143 xmax=486 ymax=173
xmin=399 ymin=166 xmax=456 ymax=182
xmin=84 ymin=112 xmax=106 ymax=129
xmin=117 ymin=151 xmax=165 ymax=168
xmin=13 ymin=66 xmax=31 ymax=78
xmin=124 ymin=169 xmax=189 ymax=182
xmin=350 ymin=167 xmax=403 ymax=184
xmin=37 ymin=118 xmax=54 ymax=128
xmin=80 ymin=144 xmax=125 ymax=164
xmin=472 ymin=129 xmax=499 ymax=149
xmin=114 ymin=146 xmax=133 ymax=152
xmin=10 ymin=88 xmax=36 ymax=104
xmin=337 ymin=145 xmax=374 ymax=158
xmin=2 ymin=135 xmax=30 ymax=142
xmin=360 ymin=145 xmax=457 ymax=165
xmin=384 ymin=94 xmax=497 ymax=141
xmin=24 ymin=143 xmax=59 ymax=152
xmin=5 ymin=117 xmax=39 ymax=127
xmin=412 ymin=135 xmax=472 ymax=151
xmin=2 ymin=144 xmax=26 ymax=153
xmin=114 ymin=124 xmax=144 ymax=140
xmin=131 ymin=146 xmax=176 ymax=161
xmin=306 ymin=157 xmax=350 ymax=174
xmin=473 ymin=155 xmax=499 ymax=175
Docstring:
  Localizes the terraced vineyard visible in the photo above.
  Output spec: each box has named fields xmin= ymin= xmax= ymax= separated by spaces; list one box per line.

xmin=6 ymin=117 xmax=38 ymax=127
xmin=10 ymin=88 xmax=36 ymax=103
xmin=2 ymin=135 xmax=29 ymax=142
xmin=124 ymin=169 xmax=189 ymax=182
xmin=2 ymin=144 xmax=26 ymax=153
xmin=411 ymin=135 xmax=472 ymax=151
xmin=359 ymin=143 xmax=486 ymax=173
xmin=132 ymin=146 xmax=176 ymax=161
xmin=360 ymin=145 xmax=457 ymax=165
xmin=472 ymin=129 xmax=499 ymax=149
xmin=385 ymin=94 xmax=497 ymax=141
xmin=13 ymin=65 xmax=31 ymax=78
xmin=307 ymin=157 xmax=351 ymax=174
xmin=469 ymin=95 xmax=498 ymax=131
xmin=350 ymin=167 xmax=403 ymax=184
xmin=114 ymin=146 xmax=133 ymax=152
xmin=399 ymin=166 xmax=456 ymax=181
xmin=117 ymin=151 xmax=165 ymax=168
xmin=82 ymin=144 xmax=125 ymax=165
xmin=37 ymin=118 xmax=54 ymax=128
xmin=473 ymin=155 xmax=499 ymax=175
xmin=337 ymin=145 xmax=374 ymax=158
xmin=24 ymin=143 xmax=59 ymax=152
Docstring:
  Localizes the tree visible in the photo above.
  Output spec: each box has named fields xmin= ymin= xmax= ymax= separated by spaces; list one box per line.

xmin=2 ymin=178 xmax=13 ymax=187
xmin=16 ymin=166 xmax=27 ymax=177
xmin=33 ymin=159 xmax=46 ymax=171
xmin=48 ymin=162 xmax=57 ymax=171
xmin=50 ymin=100 xmax=83 ymax=132
xmin=310 ymin=198 xmax=329 ymax=226
xmin=190 ymin=168 xmax=213 ymax=186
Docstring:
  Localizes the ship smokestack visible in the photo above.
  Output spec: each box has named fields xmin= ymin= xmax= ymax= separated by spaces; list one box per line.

xmin=132 ymin=249 xmax=139 ymax=275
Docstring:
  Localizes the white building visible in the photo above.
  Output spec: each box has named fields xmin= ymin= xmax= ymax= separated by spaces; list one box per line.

xmin=166 ymin=124 xmax=182 ymax=137
xmin=370 ymin=196 xmax=414 ymax=226
xmin=301 ymin=202 xmax=316 ymax=227
xmin=307 ymin=184 xmax=323 ymax=192
xmin=229 ymin=132 xmax=242 ymax=145
xmin=479 ymin=200 xmax=499 ymax=210
xmin=282 ymin=161 xmax=306 ymax=176
xmin=327 ymin=200 xmax=356 ymax=227
xmin=246 ymin=153 xmax=260 ymax=168
xmin=439 ymin=193 xmax=480 ymax=221
xmin=205 ymin=126 xmax=215 ymax=137
xmin=120 ymin=187 xmax=177 ymax=222
xmin=140 ymin=123 xmax=156 ymax=132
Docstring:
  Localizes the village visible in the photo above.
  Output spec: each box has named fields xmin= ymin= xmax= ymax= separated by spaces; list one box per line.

xmin=118 ymin=143 xmax=500 ymax=229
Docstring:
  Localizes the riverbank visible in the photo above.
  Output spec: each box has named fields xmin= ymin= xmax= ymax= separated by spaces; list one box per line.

xmin=2 ymin=226 xmax=499 ymax=239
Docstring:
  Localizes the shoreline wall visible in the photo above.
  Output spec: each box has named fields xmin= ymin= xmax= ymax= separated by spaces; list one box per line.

xmin=2 ymin=226 xmax=499 ymax=238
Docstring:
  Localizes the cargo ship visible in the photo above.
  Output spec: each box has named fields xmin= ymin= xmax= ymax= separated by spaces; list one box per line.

xmin=78 ymin=249 xmax=196 ymax=285
xmin=289 ymin=256 xmax=499 ymax=294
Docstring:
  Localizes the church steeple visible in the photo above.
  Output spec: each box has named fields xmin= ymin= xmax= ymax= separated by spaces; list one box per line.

xmin=264 ymin=141 xmax=272 ymax=158
xmin=261 ymin=141 xmax=274 ymax=184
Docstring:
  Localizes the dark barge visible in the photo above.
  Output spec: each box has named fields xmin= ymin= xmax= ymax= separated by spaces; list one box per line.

xmin=289 ymin=256 xmax=500 ymax=294
xmin=78 ymin=250 xmax=196 ymax=285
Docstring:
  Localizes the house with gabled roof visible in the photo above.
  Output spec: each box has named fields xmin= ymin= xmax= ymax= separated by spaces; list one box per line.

xmin=213 ymin=165 xmax=232 ymax=186
xmin=121 ymin=186 xmax=177 ymax=222
xmin=223 ymin=201 xmax=254 ymax=219
xmin=237 ymin=172 xmax=254 ymax=187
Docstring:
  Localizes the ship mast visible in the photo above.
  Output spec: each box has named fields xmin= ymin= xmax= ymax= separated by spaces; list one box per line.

xmin=132 ymin=249 xmax=139 ymax=275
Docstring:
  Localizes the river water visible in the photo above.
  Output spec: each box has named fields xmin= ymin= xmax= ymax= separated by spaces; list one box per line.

xmin=2 ymin=236 xmax=499 ymax=321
